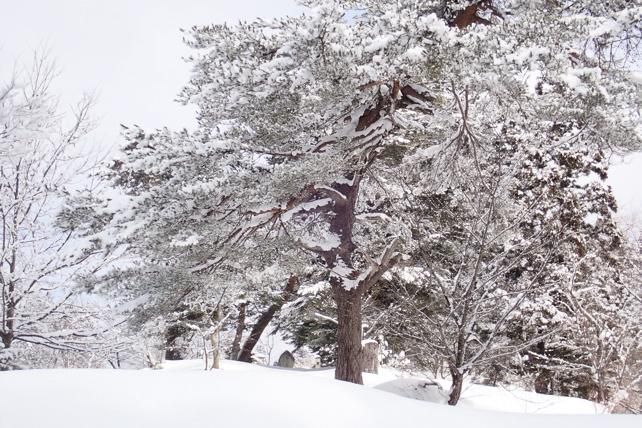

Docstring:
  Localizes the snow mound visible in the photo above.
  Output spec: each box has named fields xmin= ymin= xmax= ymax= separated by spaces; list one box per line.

xmin=0 ymin=360 xmax=637 ymax=428
xmin=373 ymin=378 xmax=450 ymax=404
xmin=369 ymin=376 xmax=605 ymax=414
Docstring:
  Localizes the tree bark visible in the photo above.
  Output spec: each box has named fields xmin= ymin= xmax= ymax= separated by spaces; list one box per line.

xmin=230 ymin=302 xmax=247 ymax=360
xmin=448 ymin=366 xmax=464 ymax=406
xmin=238 ymin=275 xmax=299 ymax=363
xmin=333 ymin=286 xmax=364 ymax=384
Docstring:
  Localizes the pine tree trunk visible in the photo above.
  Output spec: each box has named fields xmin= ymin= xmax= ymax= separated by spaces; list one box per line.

xmin=334 ymin=286 xmax=363 ymax=384
xmin=237 ymin=306 xmax=277 ymax=363
xmin=238 ymin=275 xmax=299 ymax=363
xmin=230 ymin=302 xmax=247 ymax=360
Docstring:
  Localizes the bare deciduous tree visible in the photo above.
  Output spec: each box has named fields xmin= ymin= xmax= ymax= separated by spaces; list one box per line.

xmin=0 ymin=53 xmax=107 ymax=368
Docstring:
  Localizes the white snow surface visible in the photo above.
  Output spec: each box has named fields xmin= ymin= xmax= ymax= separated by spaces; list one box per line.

xmin=0 ymin=359 xmax=637 ymax=428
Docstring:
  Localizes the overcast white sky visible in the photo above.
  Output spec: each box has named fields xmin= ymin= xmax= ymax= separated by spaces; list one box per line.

xmin=1 ymin=0 xmax=640 ymax=222
xmin=0 ymin=0 xmax=301 ymax=146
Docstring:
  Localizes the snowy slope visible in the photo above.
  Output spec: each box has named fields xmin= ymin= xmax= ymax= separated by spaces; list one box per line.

xmin=160 ymin=359 xmax=607 ymax=414
xmin=0 ymin=361 xmax=637 ymax=428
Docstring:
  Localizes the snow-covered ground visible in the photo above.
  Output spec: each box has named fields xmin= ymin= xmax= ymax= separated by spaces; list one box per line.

xmin=1 ymin=360 xmax=638 ymax=428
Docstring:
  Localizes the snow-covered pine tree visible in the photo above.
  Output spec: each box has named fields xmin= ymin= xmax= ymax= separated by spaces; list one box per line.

xmin=97 ymin=125 xmax=318 ymax=364
xmin=177 ymin=1 xmax=458 ymax=384
xmin=100 ymin=0 xmax=640 ymax=385
xmin=501 ymin=137 xmax=629 ymax=402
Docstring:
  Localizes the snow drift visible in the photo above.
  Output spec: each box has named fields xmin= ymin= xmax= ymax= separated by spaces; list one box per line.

xmin=0 ymin=360 xmax=639 ymax=428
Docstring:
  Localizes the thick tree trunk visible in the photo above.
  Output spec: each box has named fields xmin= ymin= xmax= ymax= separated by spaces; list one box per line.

xmin=238 ymin=275 xmax=299 ymax=363
xmin=230 ymin=302 xmax=247 ymax=360
xmin=448 ymin=367 xmax=464 ymax=406
xmin=334 ymin=286 xmax=364 ymax=384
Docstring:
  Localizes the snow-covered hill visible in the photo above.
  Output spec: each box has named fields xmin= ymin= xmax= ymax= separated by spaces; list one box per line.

xmin=1 ymin=360 xmax=638 ymax=428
